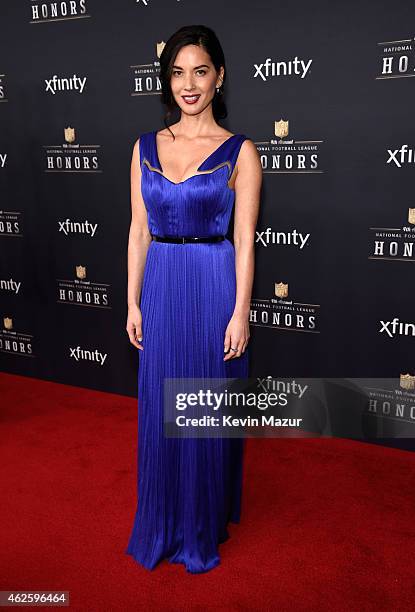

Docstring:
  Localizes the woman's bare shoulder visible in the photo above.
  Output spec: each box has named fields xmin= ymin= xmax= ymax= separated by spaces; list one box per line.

xmin=239 ymin=136 xmax=260 ymax=157
xmin=236 ymin=137 xmax=262 ymax=179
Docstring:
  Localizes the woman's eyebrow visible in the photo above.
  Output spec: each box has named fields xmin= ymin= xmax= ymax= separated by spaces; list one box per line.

xmin=172 ymin=64 xmax=210 ymax=70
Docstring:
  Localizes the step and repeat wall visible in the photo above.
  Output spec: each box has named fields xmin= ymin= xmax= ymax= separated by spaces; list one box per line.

xmin=1 ymin=1 xmax=414 ymax=447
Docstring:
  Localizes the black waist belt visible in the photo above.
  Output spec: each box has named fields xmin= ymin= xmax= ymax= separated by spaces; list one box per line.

xmin=151 ymin=234 xmax=225 ymax=244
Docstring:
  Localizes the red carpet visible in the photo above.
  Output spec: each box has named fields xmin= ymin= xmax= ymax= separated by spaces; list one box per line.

xmin=1 ymin=372 xmax=414 ymax=611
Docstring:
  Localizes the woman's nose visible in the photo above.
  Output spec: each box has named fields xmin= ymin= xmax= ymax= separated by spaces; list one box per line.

xmin=183 ymin=75 xmax=196 ymax=89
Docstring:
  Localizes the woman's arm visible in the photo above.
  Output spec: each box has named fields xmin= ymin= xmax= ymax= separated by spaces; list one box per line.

xmin=126 ymin=138 xmax=152 ymax=350
xmin=224 ymin=139 xmax=262 ymax=361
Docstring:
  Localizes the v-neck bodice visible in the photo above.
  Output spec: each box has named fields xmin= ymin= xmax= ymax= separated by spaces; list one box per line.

xmin=153 ymin=131 xmax=240 ymax=184
xmin=138 ymin=130 xmax=248 ymax=238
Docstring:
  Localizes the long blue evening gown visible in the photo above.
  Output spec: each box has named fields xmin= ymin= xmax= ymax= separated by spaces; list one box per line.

xmin=126 ymin=130 xmax=249 ymax=574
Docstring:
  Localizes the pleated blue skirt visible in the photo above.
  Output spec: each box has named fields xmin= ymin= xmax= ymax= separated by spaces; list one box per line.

xmin=126 ymin=239 xmax=248 ymax=573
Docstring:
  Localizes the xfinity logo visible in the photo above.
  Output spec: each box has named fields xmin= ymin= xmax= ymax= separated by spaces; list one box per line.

xmin=379 ymin=318 xmax=415 ymax=338
xmin=256 ymin=376 xmax=308 ymax=398
xmin=45 ymin=74 xmax=87 ymax=95
xmin=58 ymin=218 xmax=98 ymax=236
xmin=254 ymin=57 xmax=312 ymax=81
xmin=0 ymin=278 xmax=21 ymax=294
xmin=69 ymin=346 xmax=107 ymax=365
xmin=387 ymin=144 xmax=415 ymax=167
xmin=256 ymin=227 xmax=310 ymax=249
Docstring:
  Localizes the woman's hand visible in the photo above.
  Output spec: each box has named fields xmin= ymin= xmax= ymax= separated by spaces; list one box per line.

xmin=126 ymin=304 xmax=144 ymax=351
xmin=223 ymin=312 xmax=250 ymax=360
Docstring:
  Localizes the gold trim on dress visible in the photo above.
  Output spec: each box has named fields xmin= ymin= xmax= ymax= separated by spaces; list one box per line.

xmin=142 ymin=158 xmax=234 ymax=189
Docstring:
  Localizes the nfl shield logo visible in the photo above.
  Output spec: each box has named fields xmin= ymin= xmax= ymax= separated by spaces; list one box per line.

xmin=275 ymin=282 xmax=288 ymax=298
xmin=76 ymin=265 xmax=86 ymax=280
xmin=400 ymin=373 xmax=415 ymax=390
xmin=156 ymin=41 xmax=166 ymax=58
xmin=64 ymin=127 xmax=75 ymax=143
xmin=275 ymin=119 xmax=289 ymax=139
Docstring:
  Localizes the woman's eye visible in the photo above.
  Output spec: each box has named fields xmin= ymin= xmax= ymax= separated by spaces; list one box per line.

xmin=172 ymin=70 xmax=206 ymax=76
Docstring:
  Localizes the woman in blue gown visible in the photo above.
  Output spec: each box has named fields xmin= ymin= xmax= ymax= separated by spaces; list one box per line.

xmin=125 ymin=25 xmax=262 ymax=573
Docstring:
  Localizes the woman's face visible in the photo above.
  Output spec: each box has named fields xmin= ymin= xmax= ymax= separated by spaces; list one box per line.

xmin=169 ymin=44 xmax=224 ymax=115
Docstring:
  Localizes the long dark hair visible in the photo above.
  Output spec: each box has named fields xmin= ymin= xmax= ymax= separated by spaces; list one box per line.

xmin=158 ymin=25 xmax=228 ymax=138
